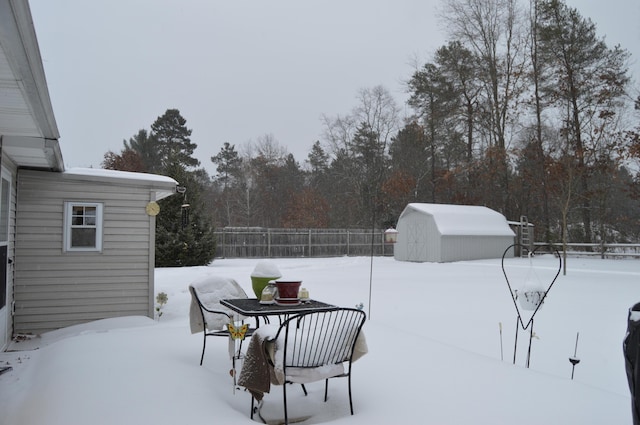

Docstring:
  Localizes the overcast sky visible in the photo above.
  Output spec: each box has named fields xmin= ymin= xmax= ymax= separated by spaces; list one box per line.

xmin=29 ymin=0 xmax=640 ymax=176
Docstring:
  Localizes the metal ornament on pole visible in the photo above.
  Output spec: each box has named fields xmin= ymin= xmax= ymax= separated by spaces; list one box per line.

xmin=501 ymin=243 xmax=562 ymax=368
xmin=569 ymin=332 xmax=581 ymax=379
xmin=176 ymin=186 xmax=190 ymax=229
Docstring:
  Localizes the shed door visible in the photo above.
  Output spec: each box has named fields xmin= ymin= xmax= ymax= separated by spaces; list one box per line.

xmin=0 ymin=173 xmax=10 ymax=350
xmin=406 ymin=221 xmax=427 ymax=261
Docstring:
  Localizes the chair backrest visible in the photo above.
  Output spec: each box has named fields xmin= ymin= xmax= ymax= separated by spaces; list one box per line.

xmin=188 ymin=275 xmax=248 ymax=332
xmin=276 ymin=308 xmax=366 ymax=369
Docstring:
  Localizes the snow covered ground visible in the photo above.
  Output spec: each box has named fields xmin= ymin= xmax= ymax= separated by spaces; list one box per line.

xmin=0 ymin=255 xmax=637 ymax=424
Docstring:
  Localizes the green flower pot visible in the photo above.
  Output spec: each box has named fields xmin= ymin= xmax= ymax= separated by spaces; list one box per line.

xmin=251 ymin=276 xmax=279 ymax=299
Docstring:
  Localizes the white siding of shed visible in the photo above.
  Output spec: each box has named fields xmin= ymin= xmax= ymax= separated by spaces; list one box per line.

xmin=14 ymin=170 xmax=159 ymax=334
xmin=441 ymin=235 xmax=514 ymax=262
xmin=395 ymin=209 xmax=440 ymax=262
xmin=394 ymin=203 xmax=515 ymax=263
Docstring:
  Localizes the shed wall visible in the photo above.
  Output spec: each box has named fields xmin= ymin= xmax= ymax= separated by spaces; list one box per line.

xmin=394 ymin=210 xmax=441 ymax=262
xmin=14 ymin=170 xmax=156 ymax=334
xmin=394 ymin=203 xmax=516 ymax=263
xmin=440 ymin=235 xmax=515 ymax=262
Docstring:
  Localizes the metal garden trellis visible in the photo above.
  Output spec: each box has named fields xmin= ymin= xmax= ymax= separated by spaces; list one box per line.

xmin=501 ymin=243 xmax=562 ymax=368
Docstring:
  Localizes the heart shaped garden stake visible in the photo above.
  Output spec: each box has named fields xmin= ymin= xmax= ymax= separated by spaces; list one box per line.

xmin=501 ymin=243 xmax=561 ymax=367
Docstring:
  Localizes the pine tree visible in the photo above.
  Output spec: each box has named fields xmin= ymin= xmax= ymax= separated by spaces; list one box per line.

xmin=151 ymin=109 xmax=199 ymax=172
xmin=123 ymin=129 xmax=162 ymax=173
xmin=155 ymin=162 xmax=216 ymax=266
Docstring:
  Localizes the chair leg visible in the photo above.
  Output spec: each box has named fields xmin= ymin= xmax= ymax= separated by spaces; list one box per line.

xmin=283 ymin=380 xmax=289 ymax=425
xmin=250 ymin=396 xmax=255 ymax=420
xmin=200 ymin=334 xmax=207 ymax=365
xmin=324 ymin=379 xmax=329 ymax=402
xmin=347 ymin=374 xmax=354 ymax=415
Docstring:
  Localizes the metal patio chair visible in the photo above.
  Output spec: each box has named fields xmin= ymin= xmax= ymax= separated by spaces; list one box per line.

xmin=250 ymin=307 xmax=367 ymax=424
xmin=188 ymin=276 xmax=257 ymax=370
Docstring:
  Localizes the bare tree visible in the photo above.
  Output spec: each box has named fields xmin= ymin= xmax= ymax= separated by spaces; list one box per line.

xmin=537 ymin=0 xmax=630 ymax=243
xmin=439 ymin=0 xmax=528 ymax=213
xmin=321 ymin=86 xmax=400 ymax=226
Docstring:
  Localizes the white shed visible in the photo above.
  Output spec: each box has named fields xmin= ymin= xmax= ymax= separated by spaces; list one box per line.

xmin=394 ymin=203 xmax=516 ymax=263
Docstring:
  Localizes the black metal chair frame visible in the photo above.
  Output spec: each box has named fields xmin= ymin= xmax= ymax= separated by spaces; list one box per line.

xmin=189 ymin=286 xmax=256 ymax=367
xmin=251 ymin=307 xmax=366 ymax=424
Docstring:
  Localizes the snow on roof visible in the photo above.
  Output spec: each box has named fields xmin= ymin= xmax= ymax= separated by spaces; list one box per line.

xmin=62 ymin=168 xmax=177 ymax=200
xmin=63 ymin=167 xmax=177 ymax=185
xmin=401 ymin=203 xmax=515 ymax=236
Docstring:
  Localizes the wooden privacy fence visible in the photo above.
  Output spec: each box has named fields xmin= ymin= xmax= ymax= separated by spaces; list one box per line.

xmin=213 ymin=227 xmax=395 ymax=258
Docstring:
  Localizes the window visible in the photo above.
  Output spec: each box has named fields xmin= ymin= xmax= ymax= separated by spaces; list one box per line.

xmin=64 ymin=202 xmax=103 ymax=252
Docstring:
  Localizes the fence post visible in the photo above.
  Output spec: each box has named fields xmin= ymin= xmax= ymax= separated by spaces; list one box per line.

xmin=222 ymin=228 xmax=226 ymax=258
xmin=308 ymin=229 xmax=312 ymax=257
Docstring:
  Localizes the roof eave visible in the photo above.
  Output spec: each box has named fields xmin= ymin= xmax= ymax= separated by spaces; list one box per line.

xmin=0 ymin=0 xmax=63 ymax=171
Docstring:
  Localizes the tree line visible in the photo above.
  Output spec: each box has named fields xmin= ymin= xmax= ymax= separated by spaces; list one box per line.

xmin=103 ymin=0 xmax=640 ymax=266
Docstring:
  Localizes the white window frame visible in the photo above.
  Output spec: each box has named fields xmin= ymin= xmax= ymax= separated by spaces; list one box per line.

xmin=63 ymin=202 xmax=103 ymax=252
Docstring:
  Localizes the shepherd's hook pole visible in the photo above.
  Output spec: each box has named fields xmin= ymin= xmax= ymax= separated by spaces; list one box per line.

xmin=499 ymin=322 xmax=504 ymax=361
xmin=569 ymin=332 xmax=581 ymax=379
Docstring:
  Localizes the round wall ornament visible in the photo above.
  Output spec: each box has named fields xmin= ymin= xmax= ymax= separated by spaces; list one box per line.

xmin=145 ymin=201 xmax=160 ymax=216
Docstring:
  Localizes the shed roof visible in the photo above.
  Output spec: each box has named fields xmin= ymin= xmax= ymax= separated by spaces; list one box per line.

xmin=399 ymin=203 xmax=515 ymax=236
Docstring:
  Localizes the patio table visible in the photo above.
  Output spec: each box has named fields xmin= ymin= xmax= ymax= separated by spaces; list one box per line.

xmin=220 ymin=298 xmax=336 ymax=323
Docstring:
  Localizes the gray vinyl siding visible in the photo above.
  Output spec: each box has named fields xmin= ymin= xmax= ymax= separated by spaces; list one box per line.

xmin=0 ymin=158 xmax=17 ymax=350
xmin=14 ymin=170 xmax=157 ymax=334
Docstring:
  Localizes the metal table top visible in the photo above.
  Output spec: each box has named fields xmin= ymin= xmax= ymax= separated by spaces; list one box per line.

xmin=220 ymin=298 xmax=336 ymax=317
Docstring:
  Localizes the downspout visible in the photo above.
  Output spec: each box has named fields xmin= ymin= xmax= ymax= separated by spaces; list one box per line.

xmin=148 ymin=192 xmax=157 ymax=319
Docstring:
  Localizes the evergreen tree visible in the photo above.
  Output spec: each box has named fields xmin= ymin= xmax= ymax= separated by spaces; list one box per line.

xmin=388 ymin=121 xmax=428 ymax=200
xmin=146 ymin=109 xmax=215 ymax=266
xmin=123 ymin=129 xmax=162 ymax=173
xmin=151 ymin=109 xmax=199 ymax=172
xmin=155 ymin=162 xmax=216 ymax=266
xmin=211 ymin=142 xmax=243 ymax=227
xmin=211 ymin=142 xmax=242 ymax=190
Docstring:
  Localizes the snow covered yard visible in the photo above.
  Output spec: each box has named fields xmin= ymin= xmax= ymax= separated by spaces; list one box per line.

xmin=0 ymin=255 xmax=636 ymax=424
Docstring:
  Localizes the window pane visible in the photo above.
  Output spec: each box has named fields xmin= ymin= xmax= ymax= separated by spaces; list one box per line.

xmin=65 ymin=202 xmax=103 ymax=252
xmin=71 ymin=228 xmax=96 ymax=247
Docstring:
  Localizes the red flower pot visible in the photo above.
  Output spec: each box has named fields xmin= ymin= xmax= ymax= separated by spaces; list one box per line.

xmin=275 ymin=281 xmax=302 ymax=299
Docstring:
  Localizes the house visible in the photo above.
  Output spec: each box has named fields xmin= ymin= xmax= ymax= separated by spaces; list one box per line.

xmin=0 ymin=1 xmax=177 ymax=350
xmin=393 ymin=203 xmax=516 ymax=263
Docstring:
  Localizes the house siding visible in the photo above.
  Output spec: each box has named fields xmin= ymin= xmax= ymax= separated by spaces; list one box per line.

xmin=13 ymin=170 xmax=157 ymax=334
xmin=0 ymin=158 xmax=17 ymax=350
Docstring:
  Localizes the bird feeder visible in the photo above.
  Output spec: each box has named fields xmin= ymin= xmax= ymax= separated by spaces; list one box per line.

xmin=384 ymin=228 xmax=398 ymax=244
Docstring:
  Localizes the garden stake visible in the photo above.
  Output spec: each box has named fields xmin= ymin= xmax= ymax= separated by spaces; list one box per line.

xmin=499 ymin=322 xmax=504 ymax=361
xmin=526 ymin=319 xmax=534 ymax=368
xmin=569 ymin=332 xmax=581 ymax=380
xmin=513 ymin=316 xmax=519 ymax=364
